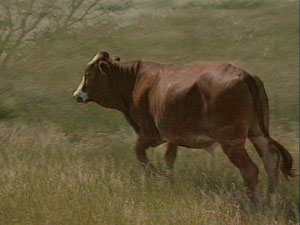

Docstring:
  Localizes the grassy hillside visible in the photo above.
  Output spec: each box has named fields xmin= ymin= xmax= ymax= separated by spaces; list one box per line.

xmin=0 ymin=0 xmax=298 ymax=224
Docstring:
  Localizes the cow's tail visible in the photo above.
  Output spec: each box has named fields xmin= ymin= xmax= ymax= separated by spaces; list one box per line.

xmin=242 ymin=73 xmax=295 ymax=179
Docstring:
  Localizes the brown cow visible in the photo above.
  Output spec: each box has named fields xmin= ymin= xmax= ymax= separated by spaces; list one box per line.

xmin=73 ymin=51 xmax=294 ymax=203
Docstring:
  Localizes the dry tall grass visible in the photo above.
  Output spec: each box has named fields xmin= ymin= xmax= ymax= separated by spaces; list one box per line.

xmin=0 ymin=122 xmax=298 ymax=225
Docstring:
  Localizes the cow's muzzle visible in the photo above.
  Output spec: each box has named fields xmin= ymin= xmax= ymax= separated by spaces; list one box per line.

xmin=73 ymin=92 xmax=89 ymax=103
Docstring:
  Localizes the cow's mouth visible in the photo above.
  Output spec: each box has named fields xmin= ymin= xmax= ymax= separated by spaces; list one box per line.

xmin=74 ymin=96 xmax=87 ymax=103
xmin=73 ymin=93 xmax=89 ymax=104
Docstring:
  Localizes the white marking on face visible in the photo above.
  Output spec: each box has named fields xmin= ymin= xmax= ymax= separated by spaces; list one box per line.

xmin=88 ymin=53 xmax=100 ymax=66
xmin=73 ymin=77 xmax=89 ymax=102
xmin=73 ymin=77 xmax=84 ymax=96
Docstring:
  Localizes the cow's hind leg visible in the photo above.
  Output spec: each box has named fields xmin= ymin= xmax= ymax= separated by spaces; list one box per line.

xmin=249 ymin=136 xmax=280 ymax=195
xmin=165 ymin=142 xmax=178 ymax=170
xmin=221 ymin=139 xmax=259 ymax=203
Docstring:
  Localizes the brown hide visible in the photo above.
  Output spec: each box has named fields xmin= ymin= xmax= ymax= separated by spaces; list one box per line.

xmin=73 ymin=52 xmax=294 ymax=201
xmin=132 ymin=61 xmax=253 ymax=146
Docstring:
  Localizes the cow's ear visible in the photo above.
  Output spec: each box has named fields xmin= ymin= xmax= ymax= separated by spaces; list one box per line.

xmin=98 ymin=61 xmax=109 ymax=73
xmin=112 ymin=56 xmax=120 ymax=62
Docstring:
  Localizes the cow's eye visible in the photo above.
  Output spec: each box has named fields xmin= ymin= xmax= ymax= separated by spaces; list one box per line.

xmin=86 ymin=73 xmax=92 ymax=77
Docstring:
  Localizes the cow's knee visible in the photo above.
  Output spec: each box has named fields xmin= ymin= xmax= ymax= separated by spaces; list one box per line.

xmin=135 ymin=136 xmax=151 ymax=165
xmin=165 ymin=142 xmax=177 ymax=169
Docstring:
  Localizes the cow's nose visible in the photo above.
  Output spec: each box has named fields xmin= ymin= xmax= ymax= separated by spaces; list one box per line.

xmin=73 ymin=95 xmax=84 ymax=103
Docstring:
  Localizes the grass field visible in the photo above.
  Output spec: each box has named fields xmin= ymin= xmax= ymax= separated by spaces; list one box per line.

xmin=0 ymin=0 xmax=298 ymax=224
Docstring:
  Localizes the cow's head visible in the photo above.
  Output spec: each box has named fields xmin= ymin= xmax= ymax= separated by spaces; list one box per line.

xmin=73 ymin=51 xmax=121 ymax=108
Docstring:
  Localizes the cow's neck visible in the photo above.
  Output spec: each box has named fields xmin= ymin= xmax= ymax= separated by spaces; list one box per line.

xmin=108 ymin=60 xmax=141 ymax=133
xmin=109 ymin=61 xmax=141 ymax=109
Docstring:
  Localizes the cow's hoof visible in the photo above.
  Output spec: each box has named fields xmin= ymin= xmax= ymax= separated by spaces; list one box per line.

xmin=144 ymin=163 xmax=159 ymax=177
xmin=249 ymin=195 xmax=262 ymax=212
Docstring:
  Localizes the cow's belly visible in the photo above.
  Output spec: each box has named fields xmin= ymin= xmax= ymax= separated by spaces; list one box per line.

xmin=161 ymin=132 xmax=217 ymax=149
xmin=154 ymin=114 xmax=216 ymax=148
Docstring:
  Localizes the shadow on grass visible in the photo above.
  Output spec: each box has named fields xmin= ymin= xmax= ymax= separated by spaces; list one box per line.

xmin=0 ymin=107 xmax=15 ymax=120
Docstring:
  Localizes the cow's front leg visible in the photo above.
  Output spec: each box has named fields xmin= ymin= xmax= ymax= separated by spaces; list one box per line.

xmin=165 ymin=142 xmax=178 ymax=170
xmin=135 ymin=135 xmax=157 ymax=174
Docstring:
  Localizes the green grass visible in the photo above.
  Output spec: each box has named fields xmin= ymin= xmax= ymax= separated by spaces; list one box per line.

xmin=0 ymin=0 xmax=298 ymax=224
